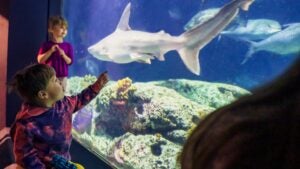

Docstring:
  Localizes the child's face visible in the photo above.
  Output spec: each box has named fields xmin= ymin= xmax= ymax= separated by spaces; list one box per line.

xmin=45 ymin=75 xmax=64 ymax=102
xmin=50 ymin=25 xmax=68 ymax=38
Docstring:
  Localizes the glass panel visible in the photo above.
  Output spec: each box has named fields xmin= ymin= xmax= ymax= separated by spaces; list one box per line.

xmin=64 ymin=0 xmax=300 ymax=168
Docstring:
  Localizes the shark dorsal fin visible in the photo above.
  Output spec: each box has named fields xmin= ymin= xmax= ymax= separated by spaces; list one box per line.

xmin=116 ymin=3 xmax=132 ymax=31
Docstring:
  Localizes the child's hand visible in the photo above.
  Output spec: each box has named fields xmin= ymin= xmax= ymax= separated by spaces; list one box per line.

xmin=50 ymin=45 xmax=57 ymax=53
xmin=97 ymin=71 xmax=109 ymax=87
xmin=56 ymin=46 xmax=66 ymax=56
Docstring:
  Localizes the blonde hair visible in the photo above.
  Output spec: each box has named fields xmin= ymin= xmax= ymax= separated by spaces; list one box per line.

xmin=48 ymin=15 xmax=68 ymax=29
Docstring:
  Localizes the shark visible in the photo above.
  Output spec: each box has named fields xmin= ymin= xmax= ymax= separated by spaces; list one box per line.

xmin=184 ymin=8 xmax=222 ymax=31
xmin=88 ymin=0 xmax=254 ymax=75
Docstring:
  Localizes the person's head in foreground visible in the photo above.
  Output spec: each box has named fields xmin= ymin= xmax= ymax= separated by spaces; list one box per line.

xmin=181 ymin=57 xmax=300 ymax=169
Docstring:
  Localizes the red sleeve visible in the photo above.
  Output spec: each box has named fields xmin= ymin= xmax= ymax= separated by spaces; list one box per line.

xmin=63 ymin=80 xmax=105 ymax=114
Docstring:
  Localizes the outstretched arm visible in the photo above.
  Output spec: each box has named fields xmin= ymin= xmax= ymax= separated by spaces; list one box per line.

xmin=64 ymin=71 xmax=109 ymax=112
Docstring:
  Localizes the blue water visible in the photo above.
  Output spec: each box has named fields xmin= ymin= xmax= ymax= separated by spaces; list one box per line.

xmin=64 ymin=0 xmax=300 ymax=90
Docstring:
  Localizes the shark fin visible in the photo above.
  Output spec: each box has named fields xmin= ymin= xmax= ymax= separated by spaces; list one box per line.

xmin=137 ymin=58 xmax=151 ymax=64
xmin=156 ymin=52 xmax=165 ymax=61
xmin=130 ymin=53 xmax=142 ymax=59
xmin=178 ymin=47 xmax=200 ymax=75
xmin=131 ymin=53 xmax=152 ymax=64
xmin=158 ymin=30 xmax=166 ymax=35
xmin=241 ymin=40 xmax=257 ymax=64
xmin=217 ymin=35 xmax=222 ymax=42
xmin=240 ymin=0 xmax=254 ymax=11
xmin=130 ymin=53 xmax=154 ymax=61
xmin=116 ymin=3 xmax=132 ymax=31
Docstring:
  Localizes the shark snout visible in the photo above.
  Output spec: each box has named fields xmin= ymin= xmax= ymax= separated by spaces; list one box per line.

xmin=88 ymin=46 xmax=102 ymax=56
xmin=87 ymin=45 xmax=111 ymax=61
xmin=87 ymin=46 xmax=96 ymax=55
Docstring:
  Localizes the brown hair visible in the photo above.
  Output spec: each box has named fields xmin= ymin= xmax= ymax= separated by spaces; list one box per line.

xmin=8 ymin=64 xmax=55 ymax=105
xmin=181 ymin=58 xmax=300 ymax=169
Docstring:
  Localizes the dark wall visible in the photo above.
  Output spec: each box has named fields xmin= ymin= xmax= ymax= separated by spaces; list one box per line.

xmin=6 ymin=1 xmax=112 ymax=168
xmin=0 ymin=0 xmax=9 ymax=19
xmin=6 ymin=0 xmax=70 ymax=125
xmin=6 ymin=0 xmax=49 ymax=125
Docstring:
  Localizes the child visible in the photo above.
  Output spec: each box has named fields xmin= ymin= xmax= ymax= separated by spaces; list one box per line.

xmin=37 ymin=16 xmax=73 ymax=92
xmin=9 ymin=63 xmax=108 ymax=169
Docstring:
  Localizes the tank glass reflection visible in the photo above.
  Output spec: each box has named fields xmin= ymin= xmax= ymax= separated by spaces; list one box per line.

xmin=64 ymin=0 xmax=300 ymax=168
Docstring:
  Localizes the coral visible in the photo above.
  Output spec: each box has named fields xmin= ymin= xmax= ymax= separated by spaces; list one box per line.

xmin=68 ymin=77 xmax=250 ymax=169
xmin=115 ymin=77 xmax=136 ymax=100
xmin=66 ymin=75 xmax=97 ymax=95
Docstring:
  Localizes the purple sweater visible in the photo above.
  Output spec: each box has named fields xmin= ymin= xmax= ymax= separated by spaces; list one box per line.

xmin=38 ymin=41 xmax=74 ymax=77
xmin=12 ymin=81 xmax=104 ymax=169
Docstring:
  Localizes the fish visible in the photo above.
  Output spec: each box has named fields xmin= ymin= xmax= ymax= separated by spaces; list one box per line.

xmin=221 ymin=19 xmax=282 ymax=41
xmin=241 ymin=23 xmax=300 ymax=64
xmin=73 ymin=107 xmax=93 ymax=133
xmin=168 ymin=6 xmax=182 ymax=20
xmin=85 ymin=58 xmax=100 ymax=75
xmin=88 ymin=0 xmax=254 ymax=75
xmin=184 ymin=7 xmax=243 ymax=32
xmin=184 ymin=8 xmax=221 ymax=31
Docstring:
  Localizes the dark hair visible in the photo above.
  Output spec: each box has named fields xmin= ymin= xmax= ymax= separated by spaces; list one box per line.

xmin=48 ymin=15 xmax=68 ymax=29
xmin=8 ymin=64 xmax=55 ymax=104
xmin=181 ymin=58 xmax=300 ymax=169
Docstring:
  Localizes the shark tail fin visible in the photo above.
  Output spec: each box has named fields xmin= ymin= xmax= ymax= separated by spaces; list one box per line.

xmin=241 ymin=40 xmax=257 ymax=64
xmin=240 ymin=0 xmax=254 ymax=11
xmin=178 ymin=47 xmax=201 ymax=75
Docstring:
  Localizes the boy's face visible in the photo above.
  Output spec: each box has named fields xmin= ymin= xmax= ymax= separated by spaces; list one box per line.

xmin=50 ymin=25 xmax=68 ymax=38
xmin=45 ymin=75 xmax=64 ymax=102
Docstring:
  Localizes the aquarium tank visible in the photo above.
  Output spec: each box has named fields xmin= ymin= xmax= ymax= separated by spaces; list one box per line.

xmin=63 ymin=0 xmax=300 ymax=168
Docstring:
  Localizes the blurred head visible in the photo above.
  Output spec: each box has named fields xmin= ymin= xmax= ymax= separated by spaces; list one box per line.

xmin=181 ymin=58 xmax=300 ymax=169
xmin=8 ymin=64 xmax=64 ymax=107
xmin=48 ymin=15 xmax=68 ymax=39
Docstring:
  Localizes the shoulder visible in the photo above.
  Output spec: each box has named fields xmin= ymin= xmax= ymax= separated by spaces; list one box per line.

xmin=56 ymin=96 xmax=76 ymax=108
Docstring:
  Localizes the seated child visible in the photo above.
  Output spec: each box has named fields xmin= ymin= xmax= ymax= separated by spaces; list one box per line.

xmin=8 ymin=63 xmax=108 ymax=169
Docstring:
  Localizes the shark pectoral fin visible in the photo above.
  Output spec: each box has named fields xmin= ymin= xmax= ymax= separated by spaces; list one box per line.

xmin=178 ymin=47 xmax=200 ymax=75
xmin=130 ymin=53 xmax=152 ymax=59
xmin=137 ymin=58 xmax=151 ymax=64
xmin=156 ymin=53 xmax=165 ymax=61
xmin=116 ymin=3 xmax=132 ymax=31
xmin=130 ymin=53 xmax=141 ymax=59
xmin=130 ymin=53 xmax=153 ymax=64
